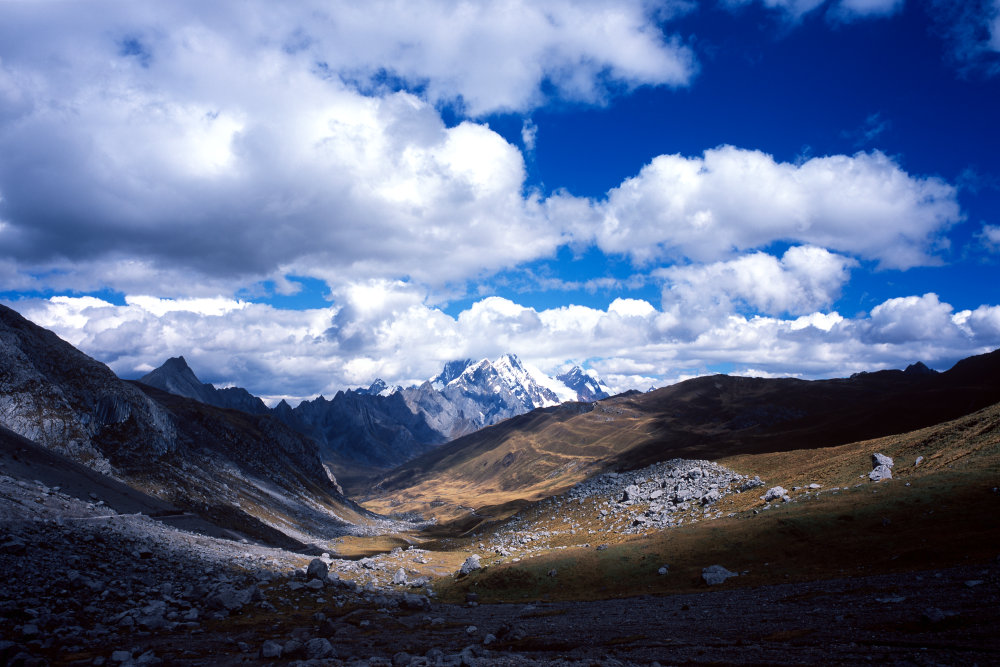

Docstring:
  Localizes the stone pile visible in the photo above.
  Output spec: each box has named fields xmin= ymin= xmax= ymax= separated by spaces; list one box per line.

xmin=562 ymin=459 xmax=763 ymax=534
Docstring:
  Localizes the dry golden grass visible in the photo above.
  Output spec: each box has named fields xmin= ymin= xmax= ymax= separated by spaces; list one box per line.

xmin=361 ymin=401 xmax=1000 ymax=604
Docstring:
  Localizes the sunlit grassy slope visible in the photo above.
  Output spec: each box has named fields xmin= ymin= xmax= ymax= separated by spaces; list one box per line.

xmin=364 ymin=352 xmax=1000 ymax=524
xmin=435 ymin=400 xmax=1000 ymax=603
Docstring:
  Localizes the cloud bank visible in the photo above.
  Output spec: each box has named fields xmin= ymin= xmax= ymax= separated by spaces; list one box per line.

xmin=9 ymin=281 xmax=1000 ymax=404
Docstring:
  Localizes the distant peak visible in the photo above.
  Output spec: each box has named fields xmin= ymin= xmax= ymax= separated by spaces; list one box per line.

xmin=905 ymin=361 xmax=937 ymax=376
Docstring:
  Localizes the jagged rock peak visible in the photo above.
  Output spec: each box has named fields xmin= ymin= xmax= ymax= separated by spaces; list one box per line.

xmin=905 ymin=361 xmax=938 ymax=376
xmin=140 ymin=356 xmax=269 ymax=415
xmin=430 ymin=359 xmax=475 ymax=390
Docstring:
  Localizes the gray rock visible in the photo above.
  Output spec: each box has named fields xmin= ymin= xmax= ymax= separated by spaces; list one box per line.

xmin=282 ymin=639 xmax=304 ymax=658
xmin=392 ymin=568 xmax=408 ymax=585
xmin=111 ymin=650 xmax=132 ymax=663
xmin=872 ymin=452 xmax=894 ymax=468
xmin=702 ymin=565 xmax=738 ymax=585
xmin=458 ymin=555 xmax=481 ymax=576
xmin=869 ymin=465 xmax=892 ymax=482
xmin=915 ymin=456 xmax=924 ymax=466
xmin=305 ymin=637 xmax=334 ymax=660
xmin=621 ymin=484 xmax=641 ymax=502
xmin=701 ymin=489 xmax=721 ymax=505
xmin=763 ymin=486 xmax=787 ymax=502
xmin=306 ymin=558 xmax=329 ymax=581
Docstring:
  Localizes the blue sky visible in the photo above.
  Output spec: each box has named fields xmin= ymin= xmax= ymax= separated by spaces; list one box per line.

xmin=1 ymin=0 xmax=998 ymax=404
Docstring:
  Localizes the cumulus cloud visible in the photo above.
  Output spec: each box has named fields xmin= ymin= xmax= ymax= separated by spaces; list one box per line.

xmin=864 ymin=293 xmax=960 ymax=344
xmin=569 ymin=147 xmax=960 ymax=270
xmin=657 ymin=246 xmax=856 ymax=325
xmin=0 ymin=0 xmax=697 ymax=297
xmin=0 ymin=2 xmax=965 ymax=302
xmin=8 ymin=284 xmax=999 ymax=402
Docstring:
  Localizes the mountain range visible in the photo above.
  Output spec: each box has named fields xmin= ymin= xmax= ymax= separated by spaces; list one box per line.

xmin=139 ymin=352 xmax=611 ymax=478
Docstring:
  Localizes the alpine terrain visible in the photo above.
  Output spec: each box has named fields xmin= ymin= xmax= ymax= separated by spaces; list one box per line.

xmin=141 ymin=352 xmax=611 ymax=486
xmin=0 ymin=303 xmax=997 ymax=666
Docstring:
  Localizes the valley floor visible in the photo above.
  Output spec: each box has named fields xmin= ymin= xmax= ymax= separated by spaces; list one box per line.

xmin=3 ymin=401 xmax=1000 ymax=665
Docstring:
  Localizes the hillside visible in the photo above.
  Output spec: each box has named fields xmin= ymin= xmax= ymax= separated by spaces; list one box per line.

xmin=365 ymin=352 xmax=1000 ymax=522
xmin=0 ymin=303 xmax=375 ymax=550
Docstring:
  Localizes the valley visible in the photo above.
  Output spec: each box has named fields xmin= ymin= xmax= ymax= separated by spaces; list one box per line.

xmin=1 ymin=303 xmax=999 ymax=665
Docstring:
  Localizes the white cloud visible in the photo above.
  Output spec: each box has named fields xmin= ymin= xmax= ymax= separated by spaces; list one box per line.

xmin=521 ymin=119 xmax=538 ymax=153
xmin=0 ymin=0 xmax=697 ymax=297
xmin=578 ymin=147 xmax=960 ymax=270
xmin=864 ymin=293 xmax=959 ymax=344
xmin=981 ymin=224 xmax=1000 ymax=251
xmin=9 ymin=285 xmax=999 ymax=402
xmin=657 ymin=246 xmax=856 ymax=321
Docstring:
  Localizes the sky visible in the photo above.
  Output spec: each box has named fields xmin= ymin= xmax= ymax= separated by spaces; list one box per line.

xmin=1 ymin=0 xmax=999 ymax=405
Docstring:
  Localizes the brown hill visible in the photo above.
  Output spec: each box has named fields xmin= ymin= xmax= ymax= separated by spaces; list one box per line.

xmin=365 ymin=351 xmax=1000 ymax=522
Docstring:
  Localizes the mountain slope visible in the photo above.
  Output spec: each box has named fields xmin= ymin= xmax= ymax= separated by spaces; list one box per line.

xmin=0 ymin=304 xmax=372 ymax=549
xmin=365 ymin=351 xmax=1000 ymax=522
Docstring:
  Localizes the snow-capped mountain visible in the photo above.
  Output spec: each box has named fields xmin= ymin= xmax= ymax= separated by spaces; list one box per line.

xmin=556 ymin=366 xmax=612 ymax=403
xmin=138 ymin=352 xmax=611 ymax=473
xmin=402 ymin=353 xmax=610 ymax=440
xmin=356 ymin=378 xmax=403 ymax=397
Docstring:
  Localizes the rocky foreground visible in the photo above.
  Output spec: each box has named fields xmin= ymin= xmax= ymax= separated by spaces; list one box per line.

xmin=3 ymin=464 xmax=1000 ymax=666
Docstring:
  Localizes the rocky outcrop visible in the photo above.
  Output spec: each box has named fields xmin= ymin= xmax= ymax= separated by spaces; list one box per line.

xmin=0 ymin=304 xmax=176 ymax=470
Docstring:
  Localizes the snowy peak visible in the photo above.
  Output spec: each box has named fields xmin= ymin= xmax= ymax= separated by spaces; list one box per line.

xmin=431 ymin=359 xmax=475 ymax=390
xmin=432 ymin=354 xmax=606 ymax=409
xmin=356 ymin=379 xmax=401 ymax=397
xmin=557 ymin=366 xmax=611 ymax=402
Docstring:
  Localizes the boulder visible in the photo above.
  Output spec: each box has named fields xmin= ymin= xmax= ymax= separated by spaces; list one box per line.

xmin=458 ymin=555 xmax=482 ymax=576
xmin=305 ymin=638 xmax=334 ymax=660
xmin=392 ymin=568 xmax=408 ymax=585
xmin=869 ymin=465 xmax=892 ymax=482
xmin=260 ymin=640 xmax=282 ymax=659
xmin=763 ymin=486 xmax=787 ymax=502
xmin=702 ymin=565 xmax=738 ymax=585
xmin=621 ymin=484 xmax=641 ymax=502
xmin=871 ymin=453 xmax=894 ymax=468
xmin=306 ymin=558 xmax=329 ymax=581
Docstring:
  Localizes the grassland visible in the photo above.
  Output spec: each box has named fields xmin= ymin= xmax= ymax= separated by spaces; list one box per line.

xmin=355 ymin=400 xmax=1000 ymax=604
